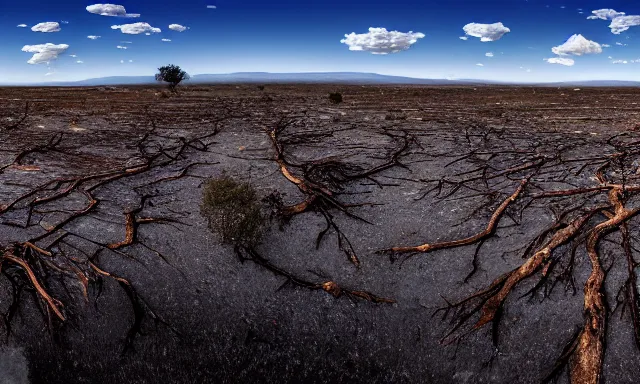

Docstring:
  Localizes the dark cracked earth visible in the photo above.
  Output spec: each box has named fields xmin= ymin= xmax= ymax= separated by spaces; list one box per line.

xmin=2 ymin=84 xmax=640 ymax=384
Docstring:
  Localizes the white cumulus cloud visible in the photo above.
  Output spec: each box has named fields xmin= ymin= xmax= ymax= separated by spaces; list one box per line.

xmin=462 ymin=22 xmax=510 ymax=42
xmin=77 ymin=60 xmax=84 ymax=64
xmin=485 ymin=52 xmax=494 ymax=57
xmin=162 ymin=38 xmax=171 ymax=42
xmin=551 ymin=34 xmax=602 ymax=56
xmin=87 ymin=35 xmax=101 ymax=39
xmin=612 ymin=60 xmax=628 ymax=64
xmin=207 ymin=5 xmax=217 ymax=9
xmin=22 ymin=43 xmax=69 ymax=64
xmin=17 ymin=24 xmax=27 ymax=28
xmin=86 ymin=4 xmax=140 ymax=17
xmin=340 ymin=27 xmax=425 ymax=54
xmin=602 ymin=44 xmax=610 ymax=47
xmin=545 ymin=57 xmax=575 ymax=66
xmin=610 ymin=16 xmax=640 ymax=34
xmin=69 ymin=54 xmax=77 ymax=57
xmin=111 ymin=22 xmax=161 ymax=34
xmin=116 ymin=45 xmax=128 ymax=49
xmin=459 ymin=36 xmax=468 ymax=40
xmin=476 ymin=63 xmax=484 ymax=66
xmin=169 ymin=24 xmax=188 ymax=32
xmin=587 ymin=9 xmax=625 ymax=20
xmin=31 ymin=22 xmax=61 ymax=33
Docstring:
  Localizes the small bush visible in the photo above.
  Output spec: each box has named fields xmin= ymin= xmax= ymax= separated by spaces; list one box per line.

xmin=329 ymin=92 xmax=343 ymax=104
xmin=257 ymin=85 xmax=265 ymax=91
xmin=385 ymin=113 xmax=407 ymax=121
xmin=201 ymin=176 xmax=264 ymax=247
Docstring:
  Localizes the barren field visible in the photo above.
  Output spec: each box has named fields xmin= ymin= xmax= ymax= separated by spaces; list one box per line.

xmin=2 ymin=85 xmax=640 ymax=383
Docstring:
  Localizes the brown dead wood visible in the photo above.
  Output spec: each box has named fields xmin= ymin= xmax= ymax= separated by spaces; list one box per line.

xmin=266 ymin=117 xmax=411 ymax=266
xmin=475 ymin=208 xmax=597 ymax=328
xmin=570 ymin=188 xmax=639 ymax=384
xmin=237 ymin=246 xmax=395 ymax=304
xmin=0 ymin=251 xmax=65 ymax=321
xmin=381 ymin=178 xmax=528 ymax=254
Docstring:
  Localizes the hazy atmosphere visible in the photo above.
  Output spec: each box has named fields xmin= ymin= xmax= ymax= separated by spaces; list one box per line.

xmin=2 ymin=1 xmax=640 ymax=83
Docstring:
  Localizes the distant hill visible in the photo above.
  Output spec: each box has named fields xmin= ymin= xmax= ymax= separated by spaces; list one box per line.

xmin=535 ymin=80 xmax=640 ymax=87
xmin=61 ymin=76 xmax=155 ymax=86
xmin=25 ymin=72 xmax=473 ymax=86
xmin=2 ymin=72 xmax=640 ymax=87
xmin=189 ymin=72 xmax=479 ymax=85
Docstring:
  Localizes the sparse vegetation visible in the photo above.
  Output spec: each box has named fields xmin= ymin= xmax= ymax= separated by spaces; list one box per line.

xmin=385 ymin=112 xmax=407 ymax=121
xmin=155 ymin=64 xmax=190 ymax=93
xmin=329 ymin=92 xmax=343 ymax=104
xmin=6 ymin=85 xmax=640 ymax=383
xmin=201 ymin=175 xmax=264 ymax=247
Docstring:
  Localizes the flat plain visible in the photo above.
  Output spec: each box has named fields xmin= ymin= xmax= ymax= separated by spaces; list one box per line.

xmin=2 ymin=85 xmax=640 ymax=383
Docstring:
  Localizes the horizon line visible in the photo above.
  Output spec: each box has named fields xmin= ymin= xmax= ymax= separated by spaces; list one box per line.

xmin=1 ymin=71 xmax=640 ymax=86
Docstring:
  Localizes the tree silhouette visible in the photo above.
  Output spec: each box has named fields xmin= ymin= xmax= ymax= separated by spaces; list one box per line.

xmin=155 ymin=64 xmax=189 ymax=93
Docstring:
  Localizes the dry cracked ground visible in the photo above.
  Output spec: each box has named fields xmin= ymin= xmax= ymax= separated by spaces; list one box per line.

xmin=2 ymin=85 xmax=640 ymax=383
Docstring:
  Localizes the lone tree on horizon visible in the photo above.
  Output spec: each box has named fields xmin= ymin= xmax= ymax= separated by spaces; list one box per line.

xmin=155 ymin=64 xmax=189 ymax=93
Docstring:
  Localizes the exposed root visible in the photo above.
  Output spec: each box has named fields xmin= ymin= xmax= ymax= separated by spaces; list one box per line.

xmin=0 ymin=112 xmax=231 ymax=349
xmin=237 ymin=246 xmax=394 ymax=304
xmin=5 ymin=89 xmax=640 ymax=384
xmin=108 ymin=212 xmax=136 ymax=249
xmin=0 ymin=249 xmax=65 ymax=321
xmin=475 ymin=208 xmax=597 ymax=328
xmin=381 ymin=178 xmax=528 ymax=255
xmin=90 ymin=261 xmax=181 ymax=354
xmin=413 ymin=148 xmax=640 ymax=383
xmin=542 ymin=327 xmax=583 ymax=384
xmin=621 ymin=224 xmax=640 ymax=351
xmin=266 ymin=116 xmax=412 ymax=265
xmin=570 ymin=188 xmax=638 ymax=384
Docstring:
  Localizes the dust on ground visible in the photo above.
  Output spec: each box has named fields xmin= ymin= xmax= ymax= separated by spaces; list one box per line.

xmin=2 ymin=85 xmax=640 ymax=383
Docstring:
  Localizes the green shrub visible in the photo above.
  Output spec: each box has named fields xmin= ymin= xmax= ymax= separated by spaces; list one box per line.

xmin=201 ymin=176 xmax=264 ymax=247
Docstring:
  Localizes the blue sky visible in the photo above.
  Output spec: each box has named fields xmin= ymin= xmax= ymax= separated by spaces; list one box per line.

xmin=1 ymin=0 xmax=640 ymax=83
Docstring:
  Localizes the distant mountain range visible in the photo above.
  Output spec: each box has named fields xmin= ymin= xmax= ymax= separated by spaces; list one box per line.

xmin=3 ymin=72 xmax=640 ymax=87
